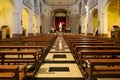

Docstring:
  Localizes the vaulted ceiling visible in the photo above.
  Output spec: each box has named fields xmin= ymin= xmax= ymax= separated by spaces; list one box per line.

xmin=43 ymin=0 xmax=77 ymax=6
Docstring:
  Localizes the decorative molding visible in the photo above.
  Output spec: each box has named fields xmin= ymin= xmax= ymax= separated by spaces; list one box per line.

xmin=34 ymin=8 xmax=39 ymax=15
xmin=43 ymin=0 xmax=78 ymax=6
xmin=89 ymin=0 xmax=98 ymax=10
xmin=23 ymin=0 xmax=32 ymax=9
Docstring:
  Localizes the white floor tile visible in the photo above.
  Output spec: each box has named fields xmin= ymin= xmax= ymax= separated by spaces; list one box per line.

xmin=35 ymin=63 xmax=83 ymax=78
xmin=45 ymin=53 xmax=75 ymax=62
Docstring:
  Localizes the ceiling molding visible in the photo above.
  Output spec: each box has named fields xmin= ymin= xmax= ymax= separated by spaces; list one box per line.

xmin=43 ymin=0 xmax=78 ymax=6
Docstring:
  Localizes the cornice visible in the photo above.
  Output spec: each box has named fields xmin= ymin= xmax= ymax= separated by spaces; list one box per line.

xmin=43 ymin=0 xmax=78 ymax=6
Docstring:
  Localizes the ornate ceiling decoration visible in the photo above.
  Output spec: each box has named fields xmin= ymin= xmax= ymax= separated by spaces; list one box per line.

xmin=43 ymin=0 xmax=77 ymax=6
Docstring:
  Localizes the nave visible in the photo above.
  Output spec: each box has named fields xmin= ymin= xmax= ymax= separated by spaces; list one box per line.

xmin=34 ymin=33 xmax=84 ymax=80
xmin=1 ymin=33 xmax=120 ymax=80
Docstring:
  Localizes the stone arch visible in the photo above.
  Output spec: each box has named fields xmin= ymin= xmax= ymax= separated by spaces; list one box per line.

xmin=91 ymin=9 xmax=98 ymax=35
xmin=22 ymin=8 xmax=30 ymax=36
xmin=103 ymin=0 xmax=120 ymax=37
xmin=111 ymin=25 xmax=120 ymax=39
xmin=0 ymin=0 xmax=15 ymax=38
xmin=9 ymin=0 xmax=16 ymax=8
xmin=54 ymin=9 xmax=67 ymax=32
xmin=0 ymin=25 xmax=10 ymax=39
xmin=34 ymin=15 xmax=38 ymax=35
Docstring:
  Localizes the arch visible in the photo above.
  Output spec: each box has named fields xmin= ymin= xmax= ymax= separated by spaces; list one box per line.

xmin=0 ymin=0 xmax=14 ymax=27
xmin=22 ymin=8 xmax=29 ymax=36
xmin=54 ymin=9 xmax=67 ymax=16
xmin=0 ymin=25 xmax=10 ymax=39
xmin=9 ymin=0 xmax=16 ymax=8
xmin=111 ymin=25 xmax=120 ymax=39
xmin=91 ymin=9 xmax=98 ymax=34
xmin=103 ymin=0 xmax=120 ymax=37
xmin=108 ymin=0 xmax=119 ymax=28
xmin=0 ymin=0 xmax=14 ymax=38
xmin=54 ymin=9 xmax=67 ymax=32
xmin=34 ymin=15 xmax=38 ymax=35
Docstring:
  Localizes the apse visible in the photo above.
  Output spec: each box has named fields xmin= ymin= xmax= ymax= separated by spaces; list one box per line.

xmin=54 ymin=9 xmax=67 ymax=32
xmin=55 ymin=17 xmax=66 ymax=32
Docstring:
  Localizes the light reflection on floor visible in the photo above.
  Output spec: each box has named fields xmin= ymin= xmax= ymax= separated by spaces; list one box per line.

xmin=58 ymin=39 xmax=63 ymax=50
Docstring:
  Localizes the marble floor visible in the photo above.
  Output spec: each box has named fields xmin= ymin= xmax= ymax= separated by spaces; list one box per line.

xmin=34 ymin=33 xmax=84 ymax=80
xmin=45 ymin=53 xmax=75 ymax=63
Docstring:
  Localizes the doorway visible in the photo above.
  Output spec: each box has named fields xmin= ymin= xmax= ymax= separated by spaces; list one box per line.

xmin=111 ymin=25 xmax=120 ymax=39
xmin=1 ymin=25 xmax=10 ymax=39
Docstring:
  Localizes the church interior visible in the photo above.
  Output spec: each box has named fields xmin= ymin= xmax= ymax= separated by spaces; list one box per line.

xmin=0 ymin=0 xmax=120 ymax=80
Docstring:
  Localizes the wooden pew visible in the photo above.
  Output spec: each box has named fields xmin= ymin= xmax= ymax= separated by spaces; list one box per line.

xmin=85 ymin=59 xmax=120 ymax=80
xmin=22 ymin=34 xmax=57 ymax=48
xmin=0 ymin=64 xmax=27 ymax=80
xmin=0 ymin=46 xmax=45 ymax=63
xmin=0 ymin=46 xmax=44 ymax=51
xmin=68 ymin=40 xmax=104 ymax=52
xmin=115 ymin=41 xmax=120 ymax=46
xmin=63 ymin=34 xmax=97 ymax=44
xmin=79 ymin=50 xmax=120 ymax=67
xmin=0 ymin=34 xmax=57 ymax=47
xmin=80 ymin=50 xmax=120 ymax=58
xmin=0 ymin=46 xmax=44 ymax=56
xmin=0 ymin=51 xmax=41 ymax=78
xmin=68 ymin=40 xmax=104 ymax=46
xmin=71 ymin=43 xmax=115 ymax=52
xmin=74 ymin=46 xmax=120 ymax=68
xmin=0 ymin=39 xmax=13 ymax=46
xmin=75 ymin=46 xmax=120 ymax=57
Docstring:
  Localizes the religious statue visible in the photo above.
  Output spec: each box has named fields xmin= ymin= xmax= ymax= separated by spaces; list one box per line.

xmin=59 ymin=22 xmax=62 ymax=32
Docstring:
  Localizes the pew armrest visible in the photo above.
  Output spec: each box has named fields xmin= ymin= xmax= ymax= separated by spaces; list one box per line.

xmin=19 ymin=64 xmax=27 ymax=72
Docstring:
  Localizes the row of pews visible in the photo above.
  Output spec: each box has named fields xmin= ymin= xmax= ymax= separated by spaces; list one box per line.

xmin=0 ymin=34 xmax=57 ymax=80
xmin=0 ymin=34 xmax=57 ymax=47
xmin=63 ymin=33 xmax=120 ymax=80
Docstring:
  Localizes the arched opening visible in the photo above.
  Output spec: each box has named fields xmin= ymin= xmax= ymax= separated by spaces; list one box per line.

xmin=107 ymin=0 xmax=120 ymax=37
xmin=0 ymin=0 xmax=14 ymax=39
xmin=111 ymin=25 xmax=120 ymax=39
xmin=54 ymin=9 xmax=67 ymax=32
xmin=92 ymin=9 xmax=98 ymax=35
xmin=1 ymin=25 xmax=10 ymax=39
xmin=34 ymin=15 xmax=38 ymax=35
xmin=22 ymin=8 xmax=29 ymax=36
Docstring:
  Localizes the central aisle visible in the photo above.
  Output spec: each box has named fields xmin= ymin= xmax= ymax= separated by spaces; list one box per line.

xmin=35 ymin=33 xmax=84 ymax=80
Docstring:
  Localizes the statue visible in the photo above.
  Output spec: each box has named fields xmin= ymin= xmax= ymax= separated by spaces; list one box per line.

xmin=59 ymin=22 xmax=62 ymax=32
